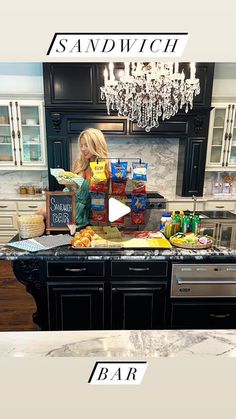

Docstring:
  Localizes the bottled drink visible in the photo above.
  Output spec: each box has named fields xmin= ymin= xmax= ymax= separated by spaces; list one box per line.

xmin=191 ymin=212 xmax=201 ymax=234
xmin=181 ymin=211 xmax=191 ymax=233
xmin=173 ymin=210 xmax=181 ymax=233
xmin=179 ymin=210 xmax=184 ymax=228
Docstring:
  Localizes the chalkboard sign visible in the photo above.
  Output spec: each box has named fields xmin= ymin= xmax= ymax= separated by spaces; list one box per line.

xmin=46 ymin=192 xmax=76 ymax=232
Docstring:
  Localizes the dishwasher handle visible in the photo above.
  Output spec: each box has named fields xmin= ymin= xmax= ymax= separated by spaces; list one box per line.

xmin=177 ymin=279 xmax=236 ymax=285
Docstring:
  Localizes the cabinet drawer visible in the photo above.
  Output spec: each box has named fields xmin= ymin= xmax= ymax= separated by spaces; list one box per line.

xmin=111 ymin=261 xmax=168 ymax=277
xmin=47 ymin=261 xmax=105 ymax=278
xmin=205 ymin=201 xmax=235 ymax=211
xmin=171 ymin=301 xmax=236 ymax=329
xmin=0 ymin=201 xmax=17 ymax=211
xmin=17 ymin=201 xmax=45 ymax=211
xmin=0 ymin=213 xmax=17 ymax=229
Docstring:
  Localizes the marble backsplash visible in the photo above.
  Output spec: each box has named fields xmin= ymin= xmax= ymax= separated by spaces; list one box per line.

xmin=72 ymin=137 xmax=180 ymax=197
xmin=2 ymin=140 xmax=235 ymax=198
xmin=0 ymin=170 xmax=48 ymax=194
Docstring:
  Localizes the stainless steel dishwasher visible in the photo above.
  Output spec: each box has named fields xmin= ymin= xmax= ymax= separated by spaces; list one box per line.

xmin=171 ymin=264 xmax=236 ymax=298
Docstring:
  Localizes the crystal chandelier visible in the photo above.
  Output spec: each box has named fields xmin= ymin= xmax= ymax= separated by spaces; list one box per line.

xmin=100 ymin=62 xmax=200 ymax=132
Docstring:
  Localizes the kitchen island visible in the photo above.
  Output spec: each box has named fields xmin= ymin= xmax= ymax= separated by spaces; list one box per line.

xmin=1 ymin=244 xmax=236 ymax=331
xmin=1 ymin=329 xmax=236 ymax=357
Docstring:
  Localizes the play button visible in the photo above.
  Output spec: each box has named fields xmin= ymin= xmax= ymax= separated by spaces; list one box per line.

xmin=108 ymin=197 xmax=131 ymax=222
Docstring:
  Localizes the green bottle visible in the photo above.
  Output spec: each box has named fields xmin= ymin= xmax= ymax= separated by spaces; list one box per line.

xmin=192 ymin=212 xmax=201 ymax=234
xmin=181 ymin=211 xmax=191 ymax=233
xmin=173 ymin=210 xmax=181 ymax=233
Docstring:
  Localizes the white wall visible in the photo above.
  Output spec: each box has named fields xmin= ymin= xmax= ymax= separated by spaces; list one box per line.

xmin=212 ymin=63 xmax=236 ymax=100
xmin=0 ymin=63 xmax=43 ymax=97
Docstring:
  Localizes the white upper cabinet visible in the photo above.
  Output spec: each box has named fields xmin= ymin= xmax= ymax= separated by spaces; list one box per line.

xmin=206 ymin=103 xmax=236 ymax=170
xmin=0 ymin=100 xmax=47 ymax=170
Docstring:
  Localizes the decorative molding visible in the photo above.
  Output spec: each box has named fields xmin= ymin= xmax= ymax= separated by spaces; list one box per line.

xmin=51 ymin=112 xmax=62 ymax=133
xmin=193 ymin=115 xmax=204 ymax=134
xmin=12 ymin=260 xmax=43 ymax=329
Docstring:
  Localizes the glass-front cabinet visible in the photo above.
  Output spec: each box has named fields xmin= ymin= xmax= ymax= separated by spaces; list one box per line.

xmin=0 ymin=100 xmax=46 ymax=169
xmin=206 ymin=103 xmax=236 ymax=170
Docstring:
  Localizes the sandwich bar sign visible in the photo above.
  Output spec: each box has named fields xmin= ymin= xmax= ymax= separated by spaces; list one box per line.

xmin=46 ymin=192 xmax=76 ymax=232
xmin=47 ymin=32 xmax=189 ymax=58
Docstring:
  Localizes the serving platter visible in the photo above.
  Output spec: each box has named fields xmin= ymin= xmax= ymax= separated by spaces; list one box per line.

xmin=169 ymin=234 xmax=213 ymax=249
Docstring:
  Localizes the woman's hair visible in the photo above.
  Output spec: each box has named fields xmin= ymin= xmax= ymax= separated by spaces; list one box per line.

xmin=72 ymin=128 xmax=109 ymax=175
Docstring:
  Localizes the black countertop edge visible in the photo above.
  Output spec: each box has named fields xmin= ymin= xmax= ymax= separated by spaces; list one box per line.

xmin=1 ymin=246 xmax=236 ymax=261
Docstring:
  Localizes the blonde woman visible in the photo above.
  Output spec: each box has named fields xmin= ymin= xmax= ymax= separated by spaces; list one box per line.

xmin=38 ymin=128 xmax=110 ymax=229
xmin=65 ymin=128 xmax=110 ymax=229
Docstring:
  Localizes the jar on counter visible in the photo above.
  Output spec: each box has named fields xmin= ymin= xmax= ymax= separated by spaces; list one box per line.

xmin=27 ymin=185 xmax=35 ymax=195
xmin=19 ymin=185 xmax=28 ymax=194
xmin=160 ymin=212 xmax=172 ymax=232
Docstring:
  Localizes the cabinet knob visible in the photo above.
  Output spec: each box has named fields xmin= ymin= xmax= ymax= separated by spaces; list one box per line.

xmin=112 ymin=288 xmax=117 ymax=292
xmin=193 ymin=165 xmax=197 ymax=169
xmin=98 ymin=287 xmax=103 ymax=292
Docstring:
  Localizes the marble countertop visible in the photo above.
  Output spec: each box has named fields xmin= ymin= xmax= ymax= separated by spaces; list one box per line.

xmin=1 ymin=330 xmax=236 ymax=357
xmin=1 ymin=244 xmax=236 ymax=261
xmin=166 ymin=194 xmax=236 ymax=202
xmin=0 ymin=193 xmax=46 ymax=201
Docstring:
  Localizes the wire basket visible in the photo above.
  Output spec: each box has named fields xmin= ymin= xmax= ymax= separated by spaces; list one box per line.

xmin=17 ymin=215 xmax=45 ymax=239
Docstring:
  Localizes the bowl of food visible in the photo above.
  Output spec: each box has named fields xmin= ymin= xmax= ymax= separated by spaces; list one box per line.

xmin=170 ymin=232 xmax=213 ymax=249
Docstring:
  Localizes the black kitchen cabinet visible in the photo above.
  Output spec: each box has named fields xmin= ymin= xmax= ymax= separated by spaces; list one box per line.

xmin=176 ymin=136 xmax=208 ymax=196
xmin=170 ymin=300 xmax=236 ymax=329
xmin=40 ymin=260 xmax=169 ymax=331
xmin=176 ymin=108 xmax=211 ymax=196
xmin=43 ymin=62 xmax=214 ymax=110
xmin=44 ymin=62 xmax=124 ymax=109
xmin=47 ymin=282 xmax=104 ymax=330
xmin=109 ymin=261 xmax=168 ymax=329
xmin=110 ymin=282 xmax=167 ymax=329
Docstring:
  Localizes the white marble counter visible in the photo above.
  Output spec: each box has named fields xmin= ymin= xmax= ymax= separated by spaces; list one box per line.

xmin=0 ymin=193 xmax=46 ymax=201
xmin=1 ymin=330 xmax=236 ymax=358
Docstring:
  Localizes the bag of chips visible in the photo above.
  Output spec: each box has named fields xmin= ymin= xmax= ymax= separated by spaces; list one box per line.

xmin=132 ymin=162 xmax=148 ymax=181
xmin=90 ymin=161 xmax=107 ymax=182
xmin=131 ymin=194 xmax=147 ymax=211
xmin=111 ymin=180 xmax=127 ymax=195
xmin=90 ymin=193 xmax=106 ymax=211
xmin=130 ymin=211 xmax=146 ymax=225
xmin=111 ymin=162 xmax=128 ymax=181
xmin=91 ymin=210 xmax=107 ymax=222
xmin=132 ymin=180 xmax=146 ymax=194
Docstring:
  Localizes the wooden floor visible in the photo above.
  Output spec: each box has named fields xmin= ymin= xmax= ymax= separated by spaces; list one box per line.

xmin=0 ymin=260 xmax=39 ymax=331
